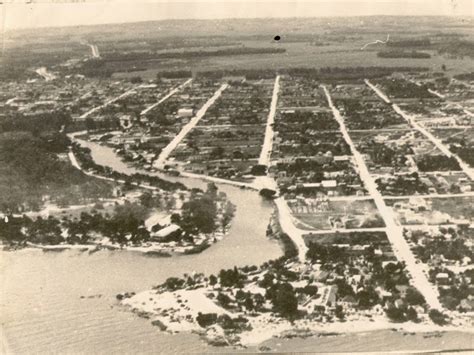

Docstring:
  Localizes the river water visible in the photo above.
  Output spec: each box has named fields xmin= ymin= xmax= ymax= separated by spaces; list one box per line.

xmin=2 ymin=140 xmax=471 ymax=353
xmin=1 ymin=140 xmax=282 ymax=353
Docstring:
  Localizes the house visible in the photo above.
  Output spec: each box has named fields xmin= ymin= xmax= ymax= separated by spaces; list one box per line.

xmin=150 ymin=224 xmax=181 ymax=241
xmin=178 ymin=108 xmax=194 ymax=117
xmin=395 ymin=285 xmax=409 ymax=298
xmin=459 ymin=296 xmax=474 ymax=311
xmin=435 ymin=272 xmax=450 ymax=285
xmin=313 ymin=270 xmax=329 ymax=282
xmin=340 ymin=295 xmax=357 ymax=308
xmin=394 ymin=299 xmax=405 ymax=309
xmin=325 ymin=286 xmax=338 ymax=309
xmin=376 ymin=286 xmax=393 ymax=301
xmin=321 ymin=180 xmax=337 ymax=188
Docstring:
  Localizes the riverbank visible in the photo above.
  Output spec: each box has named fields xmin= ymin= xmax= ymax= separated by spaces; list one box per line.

xmin=11 ymin=240 xmax=216 ymax=257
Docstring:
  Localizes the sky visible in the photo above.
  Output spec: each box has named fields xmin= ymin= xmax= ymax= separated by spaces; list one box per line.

xmin=1 ymin=0 xmax=473 ymax=31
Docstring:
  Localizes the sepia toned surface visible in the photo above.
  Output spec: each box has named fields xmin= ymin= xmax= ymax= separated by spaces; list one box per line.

xmin=1 ymin=1 xmax=473 ymax=353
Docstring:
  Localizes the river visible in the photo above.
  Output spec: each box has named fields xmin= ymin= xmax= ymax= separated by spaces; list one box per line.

xmin=1 ymin=139 xmax=282 ymax=353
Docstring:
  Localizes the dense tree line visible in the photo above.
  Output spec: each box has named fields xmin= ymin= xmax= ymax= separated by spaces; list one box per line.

xmin=0 ymin=111 xmax=71 ymax=133
xmin=377 ymin=51 xmax=431 ymax=59
xmin=386 ymin=39 xmax=431 ymax=47
xmin=0 ymin=202 xmax=150 ymax=246
xmin=102 ymin=47 xmax=286 ymax=62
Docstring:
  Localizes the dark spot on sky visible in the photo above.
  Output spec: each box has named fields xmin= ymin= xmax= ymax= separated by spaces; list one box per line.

xmin=274 ymin=35 xmax=281 ymax=41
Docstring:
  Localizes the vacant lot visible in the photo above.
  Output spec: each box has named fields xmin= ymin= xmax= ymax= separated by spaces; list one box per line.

xmin=291 ymin=199 xmax=385 ymax=230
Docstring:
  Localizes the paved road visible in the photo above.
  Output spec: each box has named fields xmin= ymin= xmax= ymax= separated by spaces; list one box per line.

xmin=140 ymin=79 xmax=193 ymax=116
xmin=154 ymin=84 xmax=228 ymax=169
xmin=258 ymin=75 xmax=280 ymax=166
xmin=323 ymin=85 xmax=442 ymax=310
xmin=384 ymin=191 xmax=474 ymax=200
xmin=89 ymin=44 xmax=100 ymax=58
xmin=274 ymin=197 xmax=308 ymax=261
xmin=364 ymin=79 xmax=391 ymax=103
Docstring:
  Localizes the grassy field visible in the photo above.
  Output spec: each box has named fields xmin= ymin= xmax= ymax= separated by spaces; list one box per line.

xmin=112 ymin=38 xmax=474 ymax=80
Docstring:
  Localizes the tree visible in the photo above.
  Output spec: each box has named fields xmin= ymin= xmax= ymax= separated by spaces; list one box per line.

xmin=251 ymin=165 xmax=267 ymax=176
xmin=163 ymin=277 xmax=185 ymax=291
xmin=405 ymin=287 xmax=426 ymax=306
xmin=385 ymin=307 xmax=407 ymax=322
xmin=210 ymin=146 xmax=225 ymax=160
xmin=139 ymin=192 xmax=154 ymax=208
xmin=180 ymin=194 xmax=217 ymax=234
xmin=219 ymin=267 xmax=245 ymax=288
xmin=216 ymin=292 xmax=232 ymax=308
xmin=259 ymin=272 xmax=274 ymax=288
xmin=357 ymin=286 xmax=379 ymax=309
xmin=429 ymin=309 xmax=448 ymax=325
xmin=196 ymin=312 xmax=217 ymax=328
xmin=335 ymin=305 xmax=345 ymax=320
xmin=244 ymin=295 xmax=254 ymax=311
xmin=209 ymin=274 xmax=218 ymax=286
xmin=406 ymin=307 xmax=419 ymax=322
xmin=270 ymin=283 xmax=298 ymax=319
xmin=253 ymin=294 xmax=265 ymax=311
xmin=259 ymin=188 xmax=276 ymax=200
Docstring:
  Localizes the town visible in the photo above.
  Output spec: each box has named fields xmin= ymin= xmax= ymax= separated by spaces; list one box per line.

xmin=1 ymin=15 xmax=473 ymax=353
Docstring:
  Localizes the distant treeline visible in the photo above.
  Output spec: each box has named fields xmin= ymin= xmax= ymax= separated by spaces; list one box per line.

xmin=162 ymin=66 xmax=432 ymax=81
xmin=103 ymin=47 xmax=286 ymax=62
xmin=437 ymin=40 xmax=474 ymax=59
xmin=197 ymin=69 xmax=277 ymax=80
xmin=69 ymin=58 xmax=114 ymax=78
xmin=157 ymin=70 xmax=193 ymax=79
xmin=453 ymin=72 xmax=474 ymax=81
xmin=377 ymin=50 xmax=431 ymax=59
xmin=282 ymin=66 xmax=429 ymax=81
xmin=387 ymin=39 xmax=431 ymax=47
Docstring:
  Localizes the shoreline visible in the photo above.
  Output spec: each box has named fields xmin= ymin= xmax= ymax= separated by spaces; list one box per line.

xmin=2 ymin=240 xmax=219 ymax=257
xmin=121 ymin=288 xmax=473 ymax=349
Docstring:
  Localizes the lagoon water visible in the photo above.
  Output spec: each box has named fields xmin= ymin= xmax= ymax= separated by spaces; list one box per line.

xmin=2 ymin=140 xmax=472 ymax=353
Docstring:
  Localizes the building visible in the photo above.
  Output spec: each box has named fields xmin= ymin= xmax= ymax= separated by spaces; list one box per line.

xmin=178 ymin=108 xmax=194 ymax=117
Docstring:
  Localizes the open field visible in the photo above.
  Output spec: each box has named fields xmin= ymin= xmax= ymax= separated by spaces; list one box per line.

xmin=290 ymin=199 xmax=384 ymax=230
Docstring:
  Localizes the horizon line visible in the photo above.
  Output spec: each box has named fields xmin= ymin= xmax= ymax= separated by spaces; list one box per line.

xmin=6 ymin=13 xmax=473 ymax=33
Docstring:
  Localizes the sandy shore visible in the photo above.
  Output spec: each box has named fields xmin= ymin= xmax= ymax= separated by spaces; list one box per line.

xmin=122 ymin=288 xmax=473 ymax=348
